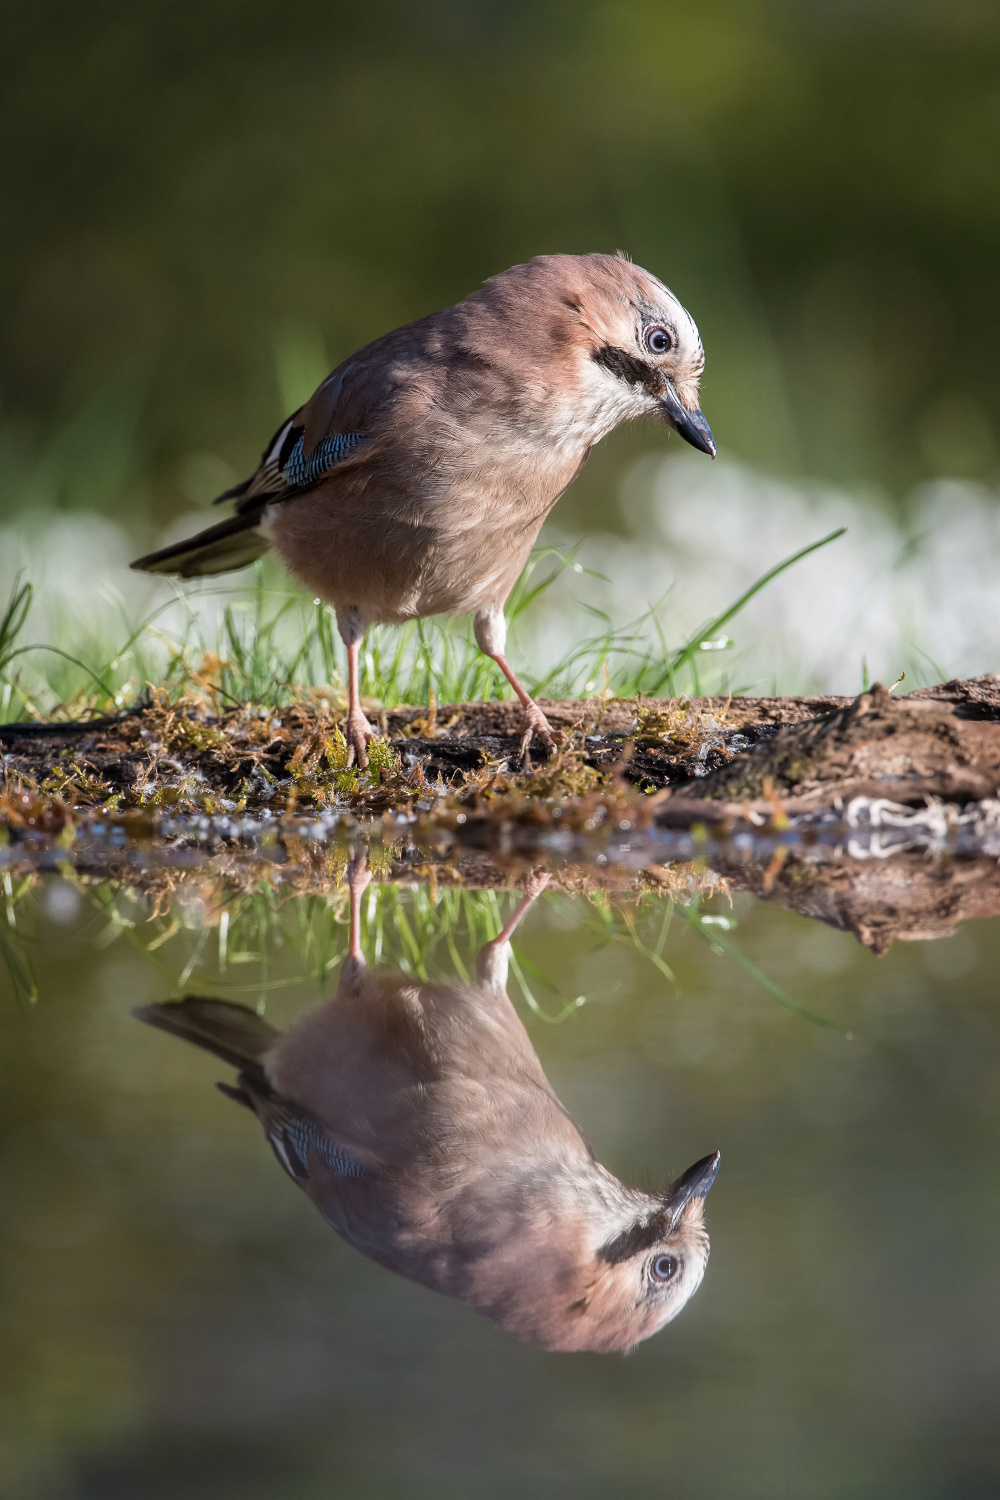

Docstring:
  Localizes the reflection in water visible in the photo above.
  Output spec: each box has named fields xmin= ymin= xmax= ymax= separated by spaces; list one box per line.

xmin=138 ymin=858 xmax=719 ymax=1353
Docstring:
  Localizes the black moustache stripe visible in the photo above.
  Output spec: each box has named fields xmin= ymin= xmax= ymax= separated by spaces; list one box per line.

xmin=597 ymin=1211 xmax=670 ymax=1265
xmin=592 ymin=345 xmax=663 ymax=398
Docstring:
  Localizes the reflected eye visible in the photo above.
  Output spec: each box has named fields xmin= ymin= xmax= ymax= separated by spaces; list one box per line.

xmin=651 ymin=1253 xmax=678 ymax=1283
xmin=644 ymin=325 xmax=673 ymax=355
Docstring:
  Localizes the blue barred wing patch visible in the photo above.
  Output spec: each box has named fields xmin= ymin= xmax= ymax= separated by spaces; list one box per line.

xmin=269 ymin=1111 xmax=367 ymax=1182
xmin=280 ymin=430 xmax=363 ymax=490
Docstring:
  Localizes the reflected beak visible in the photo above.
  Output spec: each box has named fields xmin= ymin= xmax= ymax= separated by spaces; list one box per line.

xmin=664 ymin=1151 xmax=721 ymax=1223
xmin=661 ymin=382 xmax=716 ymax=458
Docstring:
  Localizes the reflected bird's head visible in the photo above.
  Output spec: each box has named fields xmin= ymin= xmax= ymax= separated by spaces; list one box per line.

xmin=575 ymin=1151 xmax=720 ymax=1352
xmin=465 ymin=1134 xmax=719 ymax=1352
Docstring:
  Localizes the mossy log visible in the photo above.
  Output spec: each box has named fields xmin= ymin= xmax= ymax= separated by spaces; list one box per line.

xmin=2 ymin=676 xmax=999 ymax=819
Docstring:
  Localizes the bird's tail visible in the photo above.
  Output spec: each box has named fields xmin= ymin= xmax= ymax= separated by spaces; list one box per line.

xmin=135 ymin=996 xmax=280 ymax=1071
xmin=130 ymin=512 xmax=271 ymax=579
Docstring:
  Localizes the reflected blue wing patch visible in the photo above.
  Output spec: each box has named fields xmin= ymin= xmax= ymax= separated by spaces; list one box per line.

xmin=268 ymin=1111 xmax=367 ymax=1182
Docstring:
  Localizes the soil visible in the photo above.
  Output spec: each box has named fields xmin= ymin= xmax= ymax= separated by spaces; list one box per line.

xmin=0 ymin=688 xmax=837 ymax=811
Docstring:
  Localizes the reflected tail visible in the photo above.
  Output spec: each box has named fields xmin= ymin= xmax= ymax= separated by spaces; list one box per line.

xmin=135 ymin=996 xmax=279 ymax=1071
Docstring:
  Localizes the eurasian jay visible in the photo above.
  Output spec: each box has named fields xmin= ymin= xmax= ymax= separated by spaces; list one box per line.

xmin=132 ymin=253 xmax=715 ymax=766
xmin=136 ymin=861 xmax=719 ymax=1352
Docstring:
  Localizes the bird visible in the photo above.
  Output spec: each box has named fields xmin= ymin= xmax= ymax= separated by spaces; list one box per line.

xmin=131 ymin=251 xmax=715 ymax=769
xmin=136 ymin=858 xmax=720 ymax=1354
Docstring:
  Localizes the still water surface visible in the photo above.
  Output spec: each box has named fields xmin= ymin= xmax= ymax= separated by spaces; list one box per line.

xmin=2 ymin=869 xmax=999 ymax=1498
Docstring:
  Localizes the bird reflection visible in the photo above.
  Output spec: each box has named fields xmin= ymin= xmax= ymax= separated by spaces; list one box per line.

xmin=137 ymin=859 xmax=719 ymax=1352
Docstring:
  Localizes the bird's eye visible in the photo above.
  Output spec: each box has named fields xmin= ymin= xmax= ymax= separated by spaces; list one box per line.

xmin=651 ymin=1253 xmax=678 ymax=1283
xmin=644 ymin=325 xmax=673 ymax=355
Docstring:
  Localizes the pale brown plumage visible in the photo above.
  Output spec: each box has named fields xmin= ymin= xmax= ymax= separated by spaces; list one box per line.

xmin=132 ymin=253 xmax=715 ymax=765
xmin=136 ymin=862 xmax=720 ymax=1353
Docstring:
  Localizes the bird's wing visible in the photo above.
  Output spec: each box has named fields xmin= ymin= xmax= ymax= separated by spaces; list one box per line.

xmin=225 ymin=1070 xmax=370 ymax=1185
xmin=217 ymin=357 xmax=384 ymax=514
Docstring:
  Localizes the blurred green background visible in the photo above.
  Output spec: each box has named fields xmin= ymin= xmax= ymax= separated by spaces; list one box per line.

xmin=3 ymin=0 xmax=1000 ymax=541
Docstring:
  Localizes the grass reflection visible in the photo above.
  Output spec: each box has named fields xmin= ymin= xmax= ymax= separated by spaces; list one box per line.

xmin=0 ymin=866 xmax=835 ymax=1030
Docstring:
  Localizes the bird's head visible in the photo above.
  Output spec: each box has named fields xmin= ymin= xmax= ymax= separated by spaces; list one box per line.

xmin=581 ymin=1149 xmax=721 ymax=1353
xmin=474 ymin=1148 xmax=721 ymax=1353
xmin=476 ymin=252 xmax=715 ymax=456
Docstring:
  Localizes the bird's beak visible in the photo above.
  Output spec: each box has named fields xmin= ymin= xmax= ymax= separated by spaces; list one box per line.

xmin=660 ymin=383 xmax=716 ymax=458
xmin=664 ymin=1151 xmax=721 ymax=1224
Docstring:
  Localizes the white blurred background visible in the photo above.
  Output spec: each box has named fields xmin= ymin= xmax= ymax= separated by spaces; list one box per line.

xmin=532 ymin=450 xmax=1000 ymax=695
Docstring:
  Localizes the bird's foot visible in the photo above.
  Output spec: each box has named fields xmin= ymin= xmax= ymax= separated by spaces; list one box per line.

xmin=518 ymin=702 xmax=557 ymax=763
xmin=522 ymin=869 xmax=551 ymax=903
xmin=344 ymin=708 xmax=375 ymax=769
xmin=347 ymin=844 xmax=371 ymax=892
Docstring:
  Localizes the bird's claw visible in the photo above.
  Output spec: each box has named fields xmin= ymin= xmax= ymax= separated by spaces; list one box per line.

xmin=523 ymin=869 xmax=551 ymax=902
xmin=518 ymin=703 xmax=558 ymax=763
xmin=345 ymin=709 xmax=375 ymax=770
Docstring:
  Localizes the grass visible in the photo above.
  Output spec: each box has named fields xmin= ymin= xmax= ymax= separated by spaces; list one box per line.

xmin=0 ymin=528 xmax=846 ymax=726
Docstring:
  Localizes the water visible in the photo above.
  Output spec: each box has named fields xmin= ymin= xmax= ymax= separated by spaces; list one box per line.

xmin=2 ymin=852 xmax=999 ymax=1498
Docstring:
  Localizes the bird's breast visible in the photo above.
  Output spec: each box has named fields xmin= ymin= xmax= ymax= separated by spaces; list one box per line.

xmin=265 ymin=441 xmax=584 ymax=622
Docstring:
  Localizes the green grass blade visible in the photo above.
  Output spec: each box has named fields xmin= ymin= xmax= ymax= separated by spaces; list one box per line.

xmin=665 ymin=527 xmax=847 ymax=689
xmin=4 ymin=644 xmax=117 ymax=706
xmin=0 ymin=573 xmax=33 ymax=674
xmin=0 ymin=920 xmax=39 ymax=1005
xmin=681 ymin=905 xmax=847 ymax=1032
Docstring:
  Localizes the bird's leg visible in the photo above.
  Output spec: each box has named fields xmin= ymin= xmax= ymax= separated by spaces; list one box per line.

xmin=476 ymin=870 xmax=550 ymax=992
xmin=340 ymin=846 xmax=372 ymax=990
xmin=344 ymin=636 xmax=374 ymax=770
xmin=492 ymin=653 xmax=557 ymax=760
xmin=496 ymin=870 xmax=550 ymax=944
xmin=474 ymin=604 xmax=556 ymax=761
xmin=347 ymin=848 xmax=372 ymax=963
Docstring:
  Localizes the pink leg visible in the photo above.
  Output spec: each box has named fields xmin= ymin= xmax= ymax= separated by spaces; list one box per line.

xmin=488 ymin=651 xmax=557 ymax=760
xmin=495 ymin=870 xmax=550 ymax=943
xmin=347 ymin=849 xmax=372 ymax=964
xmin=476 ymin=870 xmax=550 ymax=991
xmin=345 ymin=637 xmax=374 ymax=769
